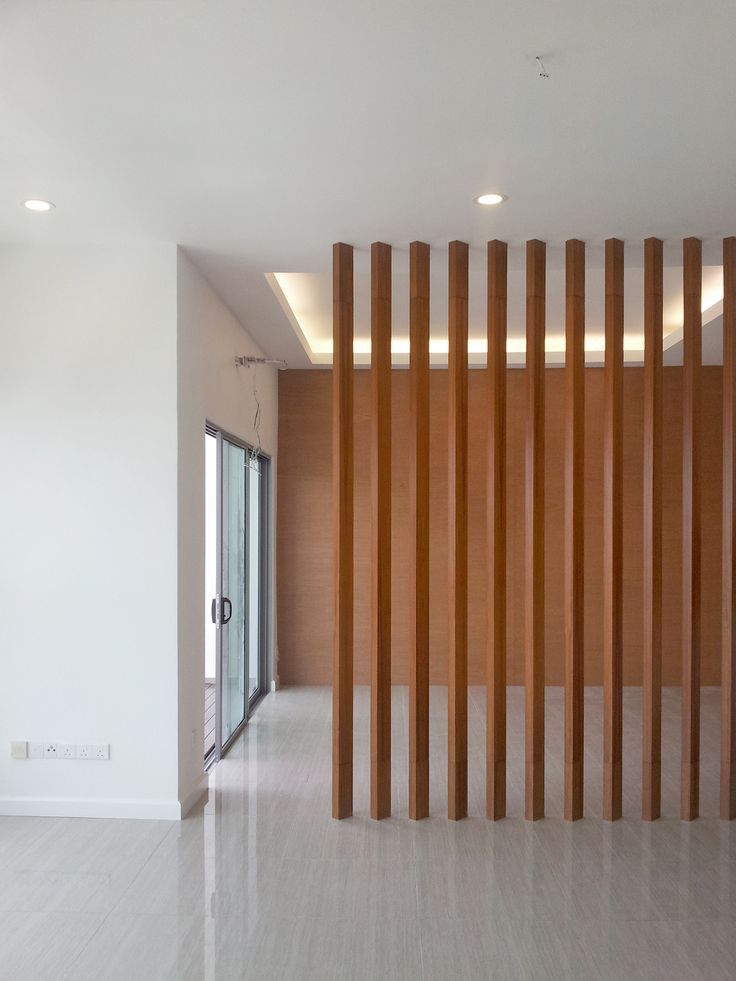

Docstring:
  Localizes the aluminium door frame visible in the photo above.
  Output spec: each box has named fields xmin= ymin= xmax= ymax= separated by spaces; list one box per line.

xmin=205 ymin=421 xmax=271 ymax=763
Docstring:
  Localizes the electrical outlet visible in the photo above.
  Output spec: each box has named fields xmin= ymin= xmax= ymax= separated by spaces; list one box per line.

xmin=10 ymin=741 xmax=27 ymax=759
xmin=44 ymin=743 xmax=58 ymax=759
xmin=93 ymin=743 xmax=110 ymax=760
xmin=77 ymin=744 xmax=92 ymax=760
xmin=28 ymin=742 xmax=44 ymax=759
xmin=59 ymin=743 xmax=77 ymax=760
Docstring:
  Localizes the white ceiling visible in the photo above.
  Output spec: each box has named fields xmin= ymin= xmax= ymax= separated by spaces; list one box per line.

xmin=2 ymin=1 xmax=736 ymax=367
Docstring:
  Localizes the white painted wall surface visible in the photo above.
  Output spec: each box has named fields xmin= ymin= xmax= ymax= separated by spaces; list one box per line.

xmin=0 ymin=245 xmax=181 ymax=818
xmin=176 ymin=250 xmax=278 ymax=811
xmin=0 ymin=245 xmax=277 ymax=819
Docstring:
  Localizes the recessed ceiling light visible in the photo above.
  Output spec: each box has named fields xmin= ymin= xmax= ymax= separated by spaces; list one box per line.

xmin=475 ymin=192 xmax=506 ymax=206
xmin=24 ymin=199 xmax=55 ymax=212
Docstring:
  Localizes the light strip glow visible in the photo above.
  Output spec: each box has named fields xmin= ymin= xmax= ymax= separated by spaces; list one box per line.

xmin=270 ymin=270 xmax=724 ymax=364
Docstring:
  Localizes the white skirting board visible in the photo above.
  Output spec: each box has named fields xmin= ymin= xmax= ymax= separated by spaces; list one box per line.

xmin=0 ymin=776 xmax=210 ymax=821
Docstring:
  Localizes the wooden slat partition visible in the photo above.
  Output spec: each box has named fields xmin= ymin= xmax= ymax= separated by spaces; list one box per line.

xmin=564 ymin=239 xmax=585 ymax=822
xmin=682 ymin=236 xmax=702 ymax=821
xmin=487 ymin=240 xmax=507 ymax=821
xmin=642 ymin=237 xmax=663 ymax=821
xmin=370 ymin=242 xmax=392 ymax=820
xmin=525 ymin=239 xmax=546 ymax=821
xmin=332 ymin=242 xmax=354 ymax=820
xmin=448 ymin=240 xmax=469 ymax=821
xmin=723 ymin=236 xmax=736 ymax=821
xmin=409 ymin=241 xmax=430 ymax=821
xmin=603 ymin=238 xmax=624 ymax=822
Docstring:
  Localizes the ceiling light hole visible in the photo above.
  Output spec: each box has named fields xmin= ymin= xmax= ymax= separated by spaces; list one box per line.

xmin=24 ymin=199 xmax=55 ymax=212
xmin=475 ymin=193 xmax=506 ymax=207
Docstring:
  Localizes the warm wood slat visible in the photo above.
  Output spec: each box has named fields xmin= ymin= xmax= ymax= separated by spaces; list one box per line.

xmin=332 ymin=241 xmax=354 ymax=820
xmin=564 ymin=239 xmax=585 ymax=822
xmin=525 ymin=239 xmax=546 ymax=821
xmin=487 ymin=240 xmax=507 ymax=821
xmin=723 ymin=236 xmax=736 ymax=821
xmin=643 ymin=237 xmax=664 ymax=821
xmin=682 ymin=236 xmax=702 ymax=821
xmin=448 ymin=240 xmax=469 ymax=821
xmin=603 ymin=238 xmax=624 ymax=822
xmin=370 ymin=242 xmax=392 ymax=820
xmin=409 ymin=241 xmax=430 ymax=820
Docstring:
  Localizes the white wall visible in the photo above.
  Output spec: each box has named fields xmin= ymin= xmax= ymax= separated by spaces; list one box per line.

xmin=0 ymin=244 xmax=277 ymax=819
xmin=0 ymin=245 xmax=181 ymax=818
xmin=176 ymin=250 xmax=278 ymax=811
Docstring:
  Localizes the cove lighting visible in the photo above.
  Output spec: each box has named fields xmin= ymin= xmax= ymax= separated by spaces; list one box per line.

xmin=475 ymin=192 xmax=506 ymax=206
xmin=24 ymin=199 xmax=54 ymax=212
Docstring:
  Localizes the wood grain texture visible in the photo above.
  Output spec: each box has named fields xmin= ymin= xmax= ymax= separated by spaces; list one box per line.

xmin=564 ymin=239 xmax=585 ymax=822
xmin=486 ymin=240 xmax=507 ymax=821
xmin=525 ymin=240 xmax=546 ymax=821
xmin=409 ymin=241 xmax=430 ymax=820
xmin=332 ymin=242 xmax=354 ymax=819
xmin=603 ymin=238 xmax=624 ymax=822
xmin=682 ymin=237 xmax=702 ymax=822
xmin=277 ymin=368 xmax=724 ymax=691
xmin=370 ymin=243 xmax=392 ymax=820
xmin=723 ymin=236 xmax=736 ymax=821
xmin=448 ymin=241 xmax=469 ymax=821
xmin=643 ymin=237 xmax=663 ymax=822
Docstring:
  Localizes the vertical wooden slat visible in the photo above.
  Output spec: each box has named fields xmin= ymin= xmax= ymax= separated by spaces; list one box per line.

xmin=487 ymin=240 xmax=507 ymax=821
xmin=564 ymin=239 xmax=585 ymax=822
xmin=642 ymin=237 xmax=663 ymax=822
xmin=370 ymin=242 xmax=392 ymax=820
xmin=723 ymin=236 xmax=736 ymax=821
xmin=603 ymin=237 xmax=624 ymax=822
xmin=332 ymin=242 xmax=354 ymax=819
xmin=448 ymin=240 xmax=469 ymax=821
xmin=525 ymin=239 xmax=546 ymax=821
xmin=682 ymin=236 xmax=702 ymax=821
xmin=409 ymin=241 xmax=430 ymax=821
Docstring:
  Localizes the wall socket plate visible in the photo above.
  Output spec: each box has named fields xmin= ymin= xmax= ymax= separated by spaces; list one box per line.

xmin=16 ymin=741 xmax=109 ymax=760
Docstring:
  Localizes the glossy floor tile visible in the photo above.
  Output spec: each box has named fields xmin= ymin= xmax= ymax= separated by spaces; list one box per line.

xmin=1 ymin=686 xmax=735 ymax=980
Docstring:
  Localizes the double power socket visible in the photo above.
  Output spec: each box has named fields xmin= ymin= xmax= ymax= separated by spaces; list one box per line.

xmin=12 ymin=741 xmax=110 ymax=761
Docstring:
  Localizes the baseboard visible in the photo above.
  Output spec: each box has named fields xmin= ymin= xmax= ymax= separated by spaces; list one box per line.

xmin=180 ymin=775 xmax=209 ymax=818
xmin=0 ymin=796 xmax=182 ymax=820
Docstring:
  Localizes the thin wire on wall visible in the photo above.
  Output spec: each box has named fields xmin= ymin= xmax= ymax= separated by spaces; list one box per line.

xmin=249 ymin=365 xmax=262 ymax=470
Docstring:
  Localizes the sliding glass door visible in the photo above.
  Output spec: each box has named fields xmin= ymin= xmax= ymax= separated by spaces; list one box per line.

xmin=207 ymin=427 xmax=269 ymax=762
xmin=220 ymin=439 xmax=248 ymax=746
xmin=247 ymin=456 xmax=263 ymax=701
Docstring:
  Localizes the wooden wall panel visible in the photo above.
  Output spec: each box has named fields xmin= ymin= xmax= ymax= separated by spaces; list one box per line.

xmin=370 ymin=242 xmax=392 ymax=820
xmin=564 ymin=240 xmax=585 ymax=821
xmin=603 ymin=239 xmax=624 ymax=822
xmin=643 ymin=237 xmax=663 ymax=821
xmin=682 ymin=237 xmax=702 ymax=821
xmin=723 ymin=237 xmax=736 ymax=821
xmin=409 ymin=242 xmax=430 ymax=820
xmin=448 ymin=241 xmax=469 ymax=820
xmin=486 ymin=241 xmax=507 ymax=820
xmin=525 ymin=240 xmax=546 ymax=821
xmin=331 ymin=242 xmax=354 ymax=820
xmin=278 ymin=368 xmax=724 ymax=691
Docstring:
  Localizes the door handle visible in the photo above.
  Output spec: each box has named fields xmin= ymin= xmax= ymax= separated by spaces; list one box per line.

xmin=211 ymin=598 xmax=218 ymax=624
xmin=222 ymin=597 xmax=232 ymax=625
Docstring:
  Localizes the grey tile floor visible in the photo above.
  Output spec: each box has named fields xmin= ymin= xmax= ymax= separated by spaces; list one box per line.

xmin=1 ymin=686 xmax=735 ymax=979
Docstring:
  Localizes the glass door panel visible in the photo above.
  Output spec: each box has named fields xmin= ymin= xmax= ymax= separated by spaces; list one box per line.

xmin=221 ymin=439 xmax=247 ymax=747
xmin=247 ymin=457 xmax=261 ymax=700
xmin=204 ymin=432 xmax=218 ymax=760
